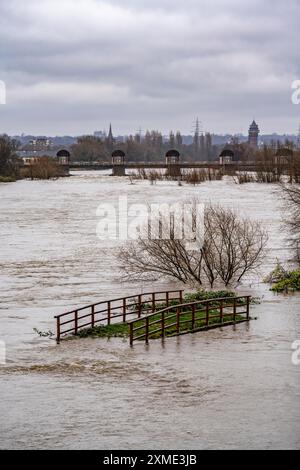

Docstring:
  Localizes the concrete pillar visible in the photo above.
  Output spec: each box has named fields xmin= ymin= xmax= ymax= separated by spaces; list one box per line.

xmin=165 ymin=149 xmax=181 ymax=178
xmin=112 ymin=150 xmax=126 ymax=176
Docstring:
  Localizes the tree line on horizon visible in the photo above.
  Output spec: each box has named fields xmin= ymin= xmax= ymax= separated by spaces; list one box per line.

xmin=70 ymin=131 xmax=300 ymax=165
xmin=70 ymin=130 xmax=217 ymax=163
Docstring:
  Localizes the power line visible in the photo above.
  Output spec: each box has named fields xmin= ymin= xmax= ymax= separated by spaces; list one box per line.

xmin=191 ymin=117 xmax=204 ymax=136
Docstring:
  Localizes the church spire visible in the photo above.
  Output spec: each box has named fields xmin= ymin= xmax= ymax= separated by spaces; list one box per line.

xmin=107 ymin=123 xmax=114 ymax=151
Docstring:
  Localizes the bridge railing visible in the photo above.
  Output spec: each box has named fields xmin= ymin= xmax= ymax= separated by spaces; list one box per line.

xmin=128 ymin=295 xmax=251 ymax=346
xmin=54 ymin=290 xmax=183 ymax=343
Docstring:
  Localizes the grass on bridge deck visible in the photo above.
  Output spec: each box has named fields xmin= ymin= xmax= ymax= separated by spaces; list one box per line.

xmin=76 ymin=305 xmax=246 ymax=341
xmin=71 ymin=291 xmax=249 ymax=341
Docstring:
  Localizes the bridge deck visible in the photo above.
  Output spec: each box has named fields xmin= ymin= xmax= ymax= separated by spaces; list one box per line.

xmin=54 ymin=290 xmax=251 ymax=345
xmin=69 ymin=162 xmax=257 ymax=171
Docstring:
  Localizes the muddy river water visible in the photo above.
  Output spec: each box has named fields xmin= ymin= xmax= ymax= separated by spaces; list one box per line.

xmin=0 ymin=172 xmax=299 ymax=449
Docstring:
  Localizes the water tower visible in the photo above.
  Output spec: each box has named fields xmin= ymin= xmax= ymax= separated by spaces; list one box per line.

xmin=248 ymin=120 xmax=260 ymax=148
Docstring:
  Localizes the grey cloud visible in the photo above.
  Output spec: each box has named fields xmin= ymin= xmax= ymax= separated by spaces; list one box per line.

xmin=0 ymin=0 xmax=299 ymax=135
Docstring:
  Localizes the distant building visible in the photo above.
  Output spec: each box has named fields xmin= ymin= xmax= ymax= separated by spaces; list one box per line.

xmin=94 ymin=130 xmax=106 ymax=139
xmin=19 ymin=138 xmax=53 ymax=154
xmin=248 ymin=120 xmax=260 ymax=148
xmin=28 ymin=138 xmax=52 ymax=150
xmin=115 ymin=135 xmax=125 ymax=143
xmin=21 ymin=157 xmax=40 ymax=166
xmin=17 ymin=149 xmax=58 ymax=159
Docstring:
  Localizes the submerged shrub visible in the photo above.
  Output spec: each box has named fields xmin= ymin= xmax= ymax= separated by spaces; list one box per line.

xmin=270 ymin=269 xmax=300 ymax=293
xmin=264 ymin=261 xmax=288 ymax=284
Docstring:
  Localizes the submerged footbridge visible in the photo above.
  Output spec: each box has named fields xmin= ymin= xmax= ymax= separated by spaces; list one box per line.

xmin=54 ymin=289 xmax=251 ymax=345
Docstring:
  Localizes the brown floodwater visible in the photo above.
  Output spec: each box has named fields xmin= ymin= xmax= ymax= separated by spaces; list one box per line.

xmin=0 ymin=172 xmax=299 ymax=449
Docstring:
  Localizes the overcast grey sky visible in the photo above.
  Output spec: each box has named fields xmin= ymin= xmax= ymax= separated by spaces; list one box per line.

xmin=0 ymin=0 xmax=300 ymax=136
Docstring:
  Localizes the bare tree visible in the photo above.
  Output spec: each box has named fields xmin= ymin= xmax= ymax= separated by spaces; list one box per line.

xmin=203 ymin=205 xmax=268 ymax=286
xmin=119 ymin=203 xmax=268 ymax=288
xmin=120 ymin=238 xmax=203 ymax=285
xmin=0 ymin=135 xmax=19 ymax=178
xmin=24 ymin=157 xmax=60 ymax=180
xmin=71 ymin=136 xmax=110 ymax=163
